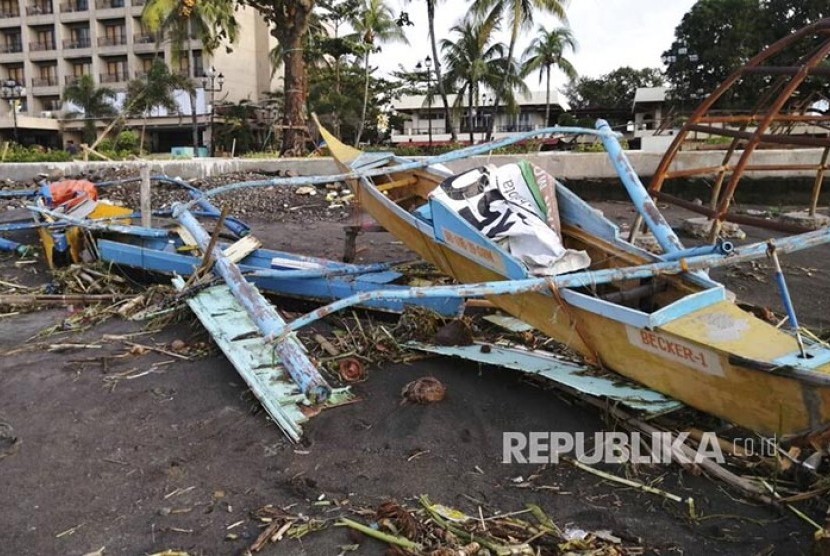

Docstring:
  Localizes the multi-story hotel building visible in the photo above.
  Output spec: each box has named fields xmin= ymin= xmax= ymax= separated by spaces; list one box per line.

xmin=0 ymin=0 xmax=278 ymax=150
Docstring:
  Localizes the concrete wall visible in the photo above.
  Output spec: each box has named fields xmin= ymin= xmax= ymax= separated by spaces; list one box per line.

xmin=1 ymin=148 xmax=824 ymax=183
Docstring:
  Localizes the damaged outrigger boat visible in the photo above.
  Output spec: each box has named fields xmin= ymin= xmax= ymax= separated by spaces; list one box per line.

xmin=310 ymin=117 xmax=830 ymax=439
xmin=12 ymin=118 xmax=830 ymax=443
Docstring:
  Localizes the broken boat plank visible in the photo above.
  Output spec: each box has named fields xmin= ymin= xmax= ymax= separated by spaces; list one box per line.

xmin=406 ymin=341 xmax=683 ymax=415
xmin=173 ymin=277 xmax=344 ymax=441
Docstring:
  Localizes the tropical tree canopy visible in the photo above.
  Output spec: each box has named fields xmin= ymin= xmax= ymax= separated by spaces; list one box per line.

xmin=142 ymin=0 xmax=239 ymax=55
xmin=664 ymin=0 xmax=829 ymax=108
xmin=471 ymin=0 xmax=568 ymax=139
xmin=521 ymin=25 xmax=577 ymax=126
xmin=564 ymin=66 xmax=664 ymax=125
xmin=350 ymin=0 xmax=408 ymax=145
xmin=124 ymin=59 xmax=183 ymax=117
xmin=62 ymin=75 xmax=118 ymax=144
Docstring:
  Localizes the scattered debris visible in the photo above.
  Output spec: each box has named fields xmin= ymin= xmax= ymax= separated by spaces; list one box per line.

xmin=401 ymin=376 xmax=447 ymax=405
xmin=337 ymin=358 xmax=366 ymax=383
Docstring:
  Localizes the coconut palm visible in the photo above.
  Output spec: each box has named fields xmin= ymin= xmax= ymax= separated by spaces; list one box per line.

xmin=440 ymin=13 xmax=504 ymax=144
xmin=472 ymin=0 xmax=568 ymax=139
xmin=142 ymin=0 xmax=238 ymax=57
xmin=406 ymin=0 xmax=459 ymax=142
xmin=62 ymin=75 xmax=118 ymax=144
xmin=350 ymin=0 xmax=408 ymax=146
xmin=521 ymin=25 xmax=577 ymax=126
xmin=125 ymin=59 xmax=186 ymax=152
xmin=142 ymin=0 xmax=239 ymax=150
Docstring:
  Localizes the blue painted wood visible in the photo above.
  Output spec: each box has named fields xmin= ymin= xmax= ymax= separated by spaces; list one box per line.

xmin=650 ymin=287 xmax=728 ymax=328
xmin=176 ymin=207 xmax=332 ymax=403
xmin=597 ymin=119 xmax=685 ymax=254
xmin=560 ymin=289 xmax=652 ymax=329
xmin=774 ymin=344 xmax=830 ymax=369
xmin=429 ymin=196 xmax=528 ymax=279
xmin=173 ymin=277 xmax=352 ymax=441
xmin=407 ymin=341 xmax=683 ymax=415
xmin=96 ymin=239 xmax=465 ymax=316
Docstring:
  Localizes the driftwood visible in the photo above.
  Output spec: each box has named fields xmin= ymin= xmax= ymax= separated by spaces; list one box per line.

xmin=0 ymin=293 xmax=129 ymax=306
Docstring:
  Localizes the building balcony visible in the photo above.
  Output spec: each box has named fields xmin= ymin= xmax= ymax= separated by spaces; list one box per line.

xmin=59 ymin=0 xmax=88 ymax=20
xmin=98 ymin=35 xmax=126 ymax=47
xmin=100 ymin=71 xmax=128 ymax=83
xmin=31 ymin=76 xmax=59 ymax=95
xmin=60 ymin=0 xmax=88 ymax=11
xmin=0 ymin=42 xmax=22 ymax=53
xmin=0 ymin=9 xmax=20 ymax=18
xmin=95 ymin=0 xmax=125 ymax=7
xmin=65 ymin=75 xmax=84 ymax=84
xmin=25 ymin=3 xmax=54 ymax=15
xmin=62 ymin=37 xmax=91 ymax=49
xmin=32 ymin=76 xmax=58 ymax=87
xmin=29 ymin=40 xmax=56 ymax=51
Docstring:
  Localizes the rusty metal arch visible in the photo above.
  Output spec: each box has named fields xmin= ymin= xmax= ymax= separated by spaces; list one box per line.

xmin=634 ymin=17 xmax=830 ymax=242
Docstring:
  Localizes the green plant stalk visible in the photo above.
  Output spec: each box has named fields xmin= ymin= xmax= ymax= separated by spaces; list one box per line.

xmin=337 ymin=518 xmax=422 ymax=551
xmin=418 ymin=496 xmax=513 ymax=556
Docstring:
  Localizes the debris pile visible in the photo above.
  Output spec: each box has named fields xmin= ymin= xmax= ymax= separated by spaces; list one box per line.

xmin=246 ymin=497 xmax=641 ymax=555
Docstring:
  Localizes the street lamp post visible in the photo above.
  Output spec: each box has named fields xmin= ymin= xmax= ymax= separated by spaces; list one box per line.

xmin=1 ymin=80 xmax=25 ymax=144
xmin=415 ymin=56 xmax=433 ymax=148
xmin=201 ymin=66 xmax=224 ymax=157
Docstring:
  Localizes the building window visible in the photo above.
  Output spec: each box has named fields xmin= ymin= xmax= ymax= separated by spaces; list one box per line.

xmin=8 ymin=65 xmax=24 ymax=84
xmin=33 ymin=64 xmax=57 ymax=86
xmin=102 ymin=58 xmax=127 ymax=82
xmin=66 ymin=26 xmax=90 ymax=48
xmin=1 ymin=32 xmax=21 ymax=53
xmin=176 ymin=56 xmax=189 ymax=77
xmin=32 ymin=28 xmax=55 ymax=50
xmin=70 ymin=61 xmax=91 ymax=80
xmin=101 ymin=23 xmax=126 ymax=46
xmin=0 ymin=0 xmax=19 ymax=16
xmin=192 ymin=50 xmax=204 ymax=77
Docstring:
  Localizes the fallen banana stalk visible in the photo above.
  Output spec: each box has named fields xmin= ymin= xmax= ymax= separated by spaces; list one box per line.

xmin=337 ymin=518 xmax=423 ymax=552
xmin=566 ymin=457 xmax=696 ymax=517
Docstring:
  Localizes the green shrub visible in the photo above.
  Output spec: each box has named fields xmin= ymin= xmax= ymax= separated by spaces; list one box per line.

xmin=1 ymin=144 xmax=72 ymax=163
xmin=115 ymin=130 xmax=140 ymax=153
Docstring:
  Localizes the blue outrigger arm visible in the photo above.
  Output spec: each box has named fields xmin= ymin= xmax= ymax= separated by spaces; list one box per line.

xmin=266 ymin=225 xmax=830 ymax=339
xmin=174 ymin=204 xmax=332 ymax=403
xmin=596 ymin=119 xmax=685 ymax=255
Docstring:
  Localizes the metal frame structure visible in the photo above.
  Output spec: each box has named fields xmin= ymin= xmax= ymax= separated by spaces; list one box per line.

xmin=636 ymin=18 xmax=830 ymax=242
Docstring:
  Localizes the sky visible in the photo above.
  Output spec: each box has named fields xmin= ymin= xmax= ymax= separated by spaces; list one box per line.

xmin=376 ymin=0 xmax=698 ymax=93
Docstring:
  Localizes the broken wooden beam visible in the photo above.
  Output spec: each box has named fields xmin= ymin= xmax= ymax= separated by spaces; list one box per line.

xmin=174 ymin=205 xmax=332 ymax=402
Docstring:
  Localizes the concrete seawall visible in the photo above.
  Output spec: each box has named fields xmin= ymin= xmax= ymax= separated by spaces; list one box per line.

xmin=0 ymin=148 xmax=824 ymax=183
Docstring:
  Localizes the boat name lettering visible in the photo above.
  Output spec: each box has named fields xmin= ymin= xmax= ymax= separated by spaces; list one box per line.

xmin=626 ymin=326 xmax=724 ymax=376
xmin=443 ymin=229 xmax=505 ymax=272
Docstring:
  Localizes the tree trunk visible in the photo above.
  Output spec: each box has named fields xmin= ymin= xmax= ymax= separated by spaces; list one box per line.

xmin=486 ymin=19 xmax=519 ymax=141
xmin=544 ymin=65 xmax=551 ymax=126
xmin=189 ymin=89 xmax=199 ymax=151
xmin=276 ymin=2 xmax=313 ymax=156
xmin=468 ymin=87 xmax=475 ymax=145
xmin=140 ymin=115 xmax=147 ymax=153
xmin=354 ymin=49 xmax=371 ymax=147
xmin=428 ymin=0 xmax=456 ymax=142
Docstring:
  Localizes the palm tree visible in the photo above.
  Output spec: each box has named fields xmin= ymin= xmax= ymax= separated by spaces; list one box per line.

xmin=125 ymin=59 xmax=184 ymax=152
xmin=62 ymin=75 xmax=118 ymax=145
xmin=142 ymin=0 xmax=239 ymax=151
xmin=142 ymin=0 xmax=238 ymax=57
xmin=350 ymin=0 xmax=408 ymax=146
xmin=441 ymin=13 xmax=504 ymax=144
xmin=419 ymin=0 xmax=458 ymax=142
xmin=472 ymin=0 xmax=568 ymax=140
xmin=521 ymin=25 xmax=577 ymax=127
